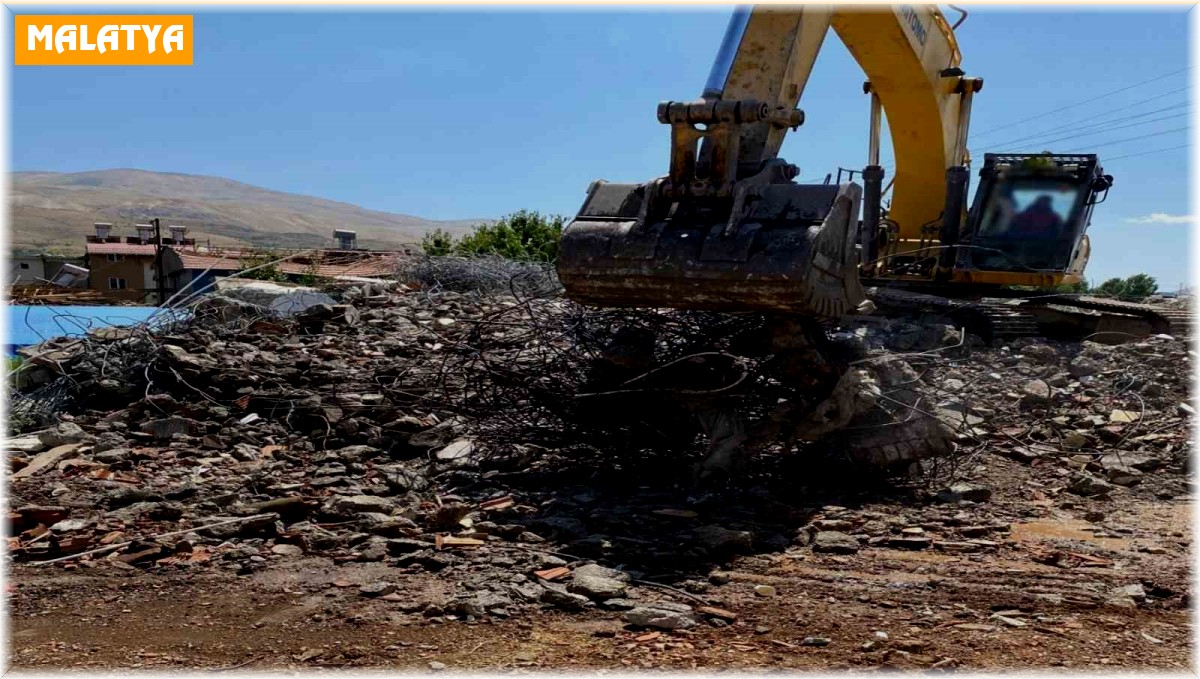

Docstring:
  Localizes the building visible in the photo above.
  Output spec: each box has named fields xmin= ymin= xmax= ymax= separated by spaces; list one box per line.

xmin=10 ymin=252 xmax=45 ymax=285
xmin=161 ymin=249 xmax=243 ymax=300
xmin=79 ymin=223 xmax=403 ymax=303
xmin=161 ymin=247 xmax=402 ymax=293
xmin=80 ymin=222 xmax=200 ymax=303
xmin=10 ymin=251 xmax=87 ymax=287
xmin=84 ymin=223 xmax=158 ymax=303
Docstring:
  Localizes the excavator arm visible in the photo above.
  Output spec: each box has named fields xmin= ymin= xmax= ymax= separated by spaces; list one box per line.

xmin=558 ymin=5 xmax=1110 ymax=315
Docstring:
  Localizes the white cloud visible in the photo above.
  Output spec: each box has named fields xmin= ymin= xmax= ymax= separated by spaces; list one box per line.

xmin=1123 ymin=213 xmax=1193 ymax=224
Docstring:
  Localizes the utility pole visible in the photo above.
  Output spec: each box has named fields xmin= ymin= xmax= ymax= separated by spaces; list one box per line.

xmin=152 ymin=218 xmax=166 ymax=306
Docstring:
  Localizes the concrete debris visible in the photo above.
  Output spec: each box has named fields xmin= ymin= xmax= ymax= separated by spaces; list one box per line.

xmin=624 ymin=602 xmax=698 ymax=630
xmin=4 ymin=267 xmax=1192 ymax=654
xmin=812 ymin=531 xmax=861 ymax=554
xmin=214 ymin=279 xmax=337 ymax=317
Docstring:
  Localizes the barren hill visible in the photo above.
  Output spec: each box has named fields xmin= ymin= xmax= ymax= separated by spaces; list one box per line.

xmin=9 ymin=169 xmax=482 ymax=253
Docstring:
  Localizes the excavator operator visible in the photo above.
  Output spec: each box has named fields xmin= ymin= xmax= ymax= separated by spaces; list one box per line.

xmin=1009 ymin=195 xmax=1065 ymax=238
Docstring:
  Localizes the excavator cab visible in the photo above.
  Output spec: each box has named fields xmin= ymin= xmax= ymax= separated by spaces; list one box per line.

xmin=956 ymin=154 xmax=1112 ymax=277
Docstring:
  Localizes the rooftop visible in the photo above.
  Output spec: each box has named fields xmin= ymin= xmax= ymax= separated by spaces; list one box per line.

xmin=85 ymin=243 xmax=157 ymax=256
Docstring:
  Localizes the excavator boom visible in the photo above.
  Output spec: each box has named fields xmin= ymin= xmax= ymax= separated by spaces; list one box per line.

xmin=558 ymin=5 xmax=1112 ymax=317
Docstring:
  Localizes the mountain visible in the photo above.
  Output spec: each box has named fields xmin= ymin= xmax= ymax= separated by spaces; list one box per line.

xmin=9 ymin=169 xmax=483 ymax=253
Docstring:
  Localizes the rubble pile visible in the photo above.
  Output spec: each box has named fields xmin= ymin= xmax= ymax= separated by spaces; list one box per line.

xmin=5 ymin=273 xmax=1193 ymax=631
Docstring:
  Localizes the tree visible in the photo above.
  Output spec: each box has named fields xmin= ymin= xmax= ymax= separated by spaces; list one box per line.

xmin=237 ymin=250 xmax=288 ymax=282
xmin=454 ymin=210 xmax=565 ymax=262
xmin=420 ymin=211 xmax=566 ymax=263
xmin=420 ymin=228 xmax=455 ymax=256
xmin=1093 ymin=273 xmax=1158 ymax=301
xmin=1122 ymin=273 xmax=1159 ymax=301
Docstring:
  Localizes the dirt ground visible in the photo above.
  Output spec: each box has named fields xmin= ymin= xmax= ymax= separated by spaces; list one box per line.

xmin=9 ymin=475 xmax=1192 ymax=671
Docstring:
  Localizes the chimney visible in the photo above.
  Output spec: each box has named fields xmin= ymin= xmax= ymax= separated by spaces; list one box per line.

xmin=134 ymin=223 xmax=154 ymax=243
xmin=168 ymin=225 xmax=188 ymax=243
xmin=333 ymin=229 xmax=357 ymax=250
xmin=94 ymin=222 xmax=113 ymax=240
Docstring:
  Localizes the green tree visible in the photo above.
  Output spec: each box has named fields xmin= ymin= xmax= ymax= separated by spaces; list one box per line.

xmin=420 ymin=228 xmax=455 ymax=256
xmin=453 ymin=210 xmax=565 ymax=263
xmin=237 ymin=250 xmax=288 ymax=282
xmin=1122 ymin=273 xmax=1158 ymax=301
xmin=1093 ymin=274 xmax=1158 ymax=301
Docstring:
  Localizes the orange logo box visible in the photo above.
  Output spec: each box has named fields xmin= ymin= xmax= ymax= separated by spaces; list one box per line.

xmin=15 ymin=15 xmax=193 ymax=66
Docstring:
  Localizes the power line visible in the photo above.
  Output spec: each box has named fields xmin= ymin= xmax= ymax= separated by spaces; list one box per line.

xmin=1101 ymin=143 xmax=1191 ymax=161
xmin=1063 ymin=125 xmax=1190 ymax=153
xmin=875 ymin=125 xmax=1188 ymax=178
xmin=981 ymin=101 xmax=1189 ymax=152
xmin=872 ymin=97 xmax=1190 ymax=177
xmin=872 ymin=88 xmax=1191 ymax=175
xmin=969 ymin=67 xmax=1191 ymax=139
xmin=993 ymin=111 xmax=1190 ymax=153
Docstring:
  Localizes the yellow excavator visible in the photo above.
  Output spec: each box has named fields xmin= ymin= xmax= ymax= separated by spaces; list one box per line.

xmin=557 ymin=5 xmax=1151 ymax=341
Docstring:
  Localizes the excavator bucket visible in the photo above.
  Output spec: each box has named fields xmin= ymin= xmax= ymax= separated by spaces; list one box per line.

xmin=557 ymin=180 xmax=867 ymax=318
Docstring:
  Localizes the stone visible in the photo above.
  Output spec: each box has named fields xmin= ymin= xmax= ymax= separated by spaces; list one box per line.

xmin=539 ymin=583 xmax=592 ymax=611
xmin=454 ymin=592 xmax=513 ymax=617
xmin=1111 ymin=583 xmax=1146 ymax=601
xmin=6 ymin=436 xmax=45 ymax=453
xmin=11 ymin=444 xmax=82 ymax=480
xmin=942 ymin=378 xmax=966 ymax=392
xmin=812 ymin=531 xmax=860 ymax=554
xmin=359 ymin=582 xmax=397 ymax=598
xmin=1105 ymin=466 xmax=1143 ymax=487
xmin=933 ymin=541 xmax=983 ymax=553
xmin=624 ymin=602 xmax=698 ymax=630
xmin=991 ymin=614 xmax=1027 ymax=628
xmin=1109 ymin=409 xmax=1140 ymax=423
xmin=754 ymin=585 xmax=777 ymax=597
xmin=325 ymin=495 xmax=394 ymax=516
xmin=1068 ymin=356 xmax=1100 ymax=378
xmin=1020 ymin=380 xmax=1053 ymax=407
xmin=1021 ymin=344 xmax=1059 ymax=364
xmin=37 ymin=422 xmax=87 ymax=447
xmin=568 ymin=565 xmax=628 ymax=601
xmin=813 ymin=519 xmax=854 ymax=531
xmin=140 ymin=417 xmax=194 ymax=440
xmin=435 ymin=438 xmax=475 ymax=462
xmin=1062 ymin=431 xmax=1090 ymax=450
xmin=1099 ymin=452 xmax=1162 ymax=473
xmin=886 ymin=536 xmax=933 ymax=550
xmin=691 ymin=525 xmax=753 ymax=553
xmin=161 ymin=344 xmax=217 ymax=370
xmin=935 ymin=483 xmax=992 ymax=503
xmin=1067 ymin=472 xmax=1115 ymax=497
xmin=271 ymin=543 xmax=304 ymax=556
xmin=230 ymin=443 xmax=260 ymax=461
xmin=802 ymin=637 xmax=831 ymax=647
xmin=708 ymin=572 xmax=732 ymax=586
xmin=894 ymin=639 xmax=928 ymax=652
xmin=1047 ymin=373 xmax=1071 ymax=388
xmin=48 ymin=518 xmax=91 ymax=532
xmin=94 ymin=448 xmax=133 ymax=464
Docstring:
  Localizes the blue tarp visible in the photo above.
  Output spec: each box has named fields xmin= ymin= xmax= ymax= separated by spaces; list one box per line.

xmin=7 ymin=305 xmax=160 ymax=353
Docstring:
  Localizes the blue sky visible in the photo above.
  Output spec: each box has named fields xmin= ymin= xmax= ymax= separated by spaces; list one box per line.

xmin=9 ymin=7 xmax=1193 ymax=290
